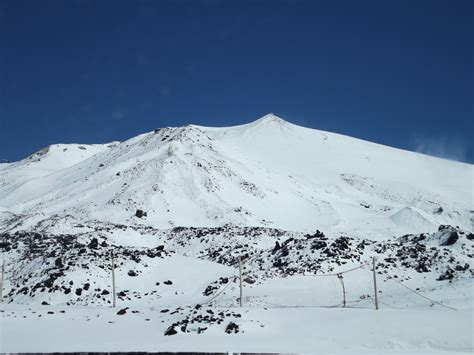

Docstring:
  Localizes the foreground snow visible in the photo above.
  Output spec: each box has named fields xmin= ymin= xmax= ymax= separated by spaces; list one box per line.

xmin=0 ymin=304 xmax=471 ymax=354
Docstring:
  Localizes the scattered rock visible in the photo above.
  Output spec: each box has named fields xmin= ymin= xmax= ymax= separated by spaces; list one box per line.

xmin=135 ymin=210 xmax=147 ymax=218
xmin=244 ymin=276 xmax=256 ymax=284
xmin=225 ymin=322 xmax=239 ymax=334
xmin=437 ymin=268 xmax=455 ymax=281
xmin=54 ymin=257 xmax=64 ymax=268
xmin=434 ymin=207 xmax=443 ymax=215
xmin=164 ymin=325 xmax=178 ymax=336
xmin=272 ymin=241 xmax=281 ymax=254
xmin=117 ymin=308 xmax=128 ymax=315
xmin=88 ymin=238 xmax=98 ymax=249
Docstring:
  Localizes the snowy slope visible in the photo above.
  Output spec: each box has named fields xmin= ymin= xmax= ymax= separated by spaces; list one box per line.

xmin=0 ymin=114 xmax=471 ymax=238
xmin=0 ymin=142 xmax=118 ymax=201
xmin=0 ymin=114 xmax=472 ymax=353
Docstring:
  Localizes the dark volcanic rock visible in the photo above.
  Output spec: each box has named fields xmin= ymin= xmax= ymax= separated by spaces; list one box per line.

xmin=434 ymin=207 xmax=443 ymax=215
xmin=225 ymin=322 xmax=239 ymax=334
xmin=272 ymin=241 xmax=281 ymax=254
xmin=117 ymin=308 xmax=128 ymax=315
xmin=135 ymin=210 xmax=147 ymax=218
xmin=54 ymin=257 xmax=64 ymax=268
xmin=88 ymin=238 xmax=98 ymax=249
xmin=437 ymin=268 xmax=455 ymax=281
xmin=203 ymin=284 xmax=218 ymax=296
xmin=311 ymin=240 xmax=327 ymax=250
xmin=439 ymin=230 xmax=459 ymax=246
xmin=455 ymin=263 xmax=470 ymax=271
xmin=244 ymin=276 xmax=256 ymax=284
xmin=306 ymin=230 xmax=325 ymax=239
xmin=164 ymin=325 xmax=178 ymax=336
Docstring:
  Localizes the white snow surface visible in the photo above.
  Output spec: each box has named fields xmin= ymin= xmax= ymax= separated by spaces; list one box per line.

xmin=1 ymin=305 xmax=472 ymax=354
xmin=0 ymin=113 xmax=472 ymax=238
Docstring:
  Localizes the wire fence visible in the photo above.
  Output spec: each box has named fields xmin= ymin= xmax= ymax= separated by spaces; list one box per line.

xmin=194 ymin=258 xmax=459 ymax=312
xmin=0 ymin=246 xmax=460 ymax=312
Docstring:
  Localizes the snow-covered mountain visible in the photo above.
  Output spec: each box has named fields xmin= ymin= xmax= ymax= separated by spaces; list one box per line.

xmin=0 ymin=113 xmax=471 ymax=237
xmin=0 ymin=114 xmax=472 ymax=353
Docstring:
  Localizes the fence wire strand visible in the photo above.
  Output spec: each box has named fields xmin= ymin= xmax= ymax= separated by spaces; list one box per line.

xmin=386 ymin=277 xmax=457 ymax=311
xmin=303 ymin=262 xmax=369 ymax=277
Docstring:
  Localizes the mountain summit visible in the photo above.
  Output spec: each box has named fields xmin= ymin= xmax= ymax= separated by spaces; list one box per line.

xmin=251 ymin=113 xmax=288 ymax=125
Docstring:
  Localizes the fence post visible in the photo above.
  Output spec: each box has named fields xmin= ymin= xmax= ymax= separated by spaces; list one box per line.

xmin=239 ymin=256 xmax=243 ymax=307
xmin=42 ymin=234 xmax=46 ymax=262
xmin=0 ymin=259 xmax=4 ymax=303
xmin=337 ymin=273 xmax=346 ymax=307
xmin=111 ymin=250 xmax=116 ymax=308
xmin=372 ymin=257 xmax=379 ymax=310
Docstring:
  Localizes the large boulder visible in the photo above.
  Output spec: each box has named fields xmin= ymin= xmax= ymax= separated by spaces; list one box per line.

xmin=437 ymin=226 xmax=459 ymax=246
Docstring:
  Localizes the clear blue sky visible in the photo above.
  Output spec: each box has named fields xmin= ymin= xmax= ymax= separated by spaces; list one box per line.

xmin=1 ymin=0 xmax=472 ymax=163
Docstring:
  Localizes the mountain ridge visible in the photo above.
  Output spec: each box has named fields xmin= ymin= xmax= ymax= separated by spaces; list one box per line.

xmin=2 ymin=113 xmax=471 ymax=167
xmin=0 ymin=114 xmax=472 ymax=238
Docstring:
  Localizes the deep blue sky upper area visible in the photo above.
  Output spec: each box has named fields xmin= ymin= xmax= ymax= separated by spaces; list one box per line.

xmin=1 ymin=0 xmax=473 ymax=163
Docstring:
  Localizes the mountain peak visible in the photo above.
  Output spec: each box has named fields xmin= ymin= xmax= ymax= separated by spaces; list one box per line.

xmin=254 ymin=113 xmax=286 ymax=124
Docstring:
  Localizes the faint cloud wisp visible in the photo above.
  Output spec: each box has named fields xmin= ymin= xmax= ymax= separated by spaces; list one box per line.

xmin=412 ymin=136 xmax=467 ymax=162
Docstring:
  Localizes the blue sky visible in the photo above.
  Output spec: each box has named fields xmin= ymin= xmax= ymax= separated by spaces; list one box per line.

xmin=1 ymin=0 xmax=472 ymax=163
